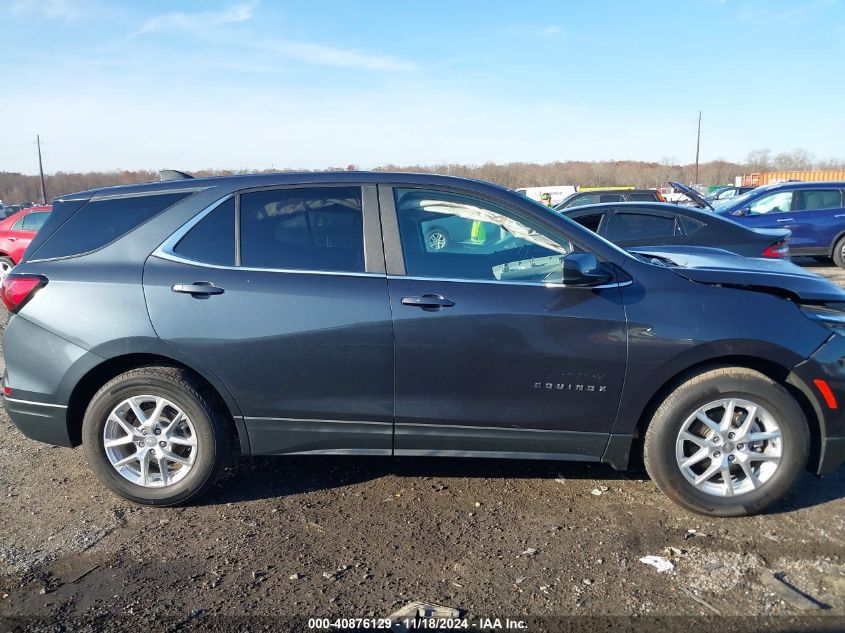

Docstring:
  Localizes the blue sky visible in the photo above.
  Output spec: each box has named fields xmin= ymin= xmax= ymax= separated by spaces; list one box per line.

xmin=1 ymin=0 xmax=844 ymax=174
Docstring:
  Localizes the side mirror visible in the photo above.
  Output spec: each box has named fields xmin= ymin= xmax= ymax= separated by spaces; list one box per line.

xmin=732 ymin=207 xmax=749 ymax=216
xmin=562 ymin=253 xmax=614 ymax=287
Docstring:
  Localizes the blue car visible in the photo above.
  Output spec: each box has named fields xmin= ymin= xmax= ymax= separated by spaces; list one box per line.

xmin=672 ymin=181 xmax=845 ymax=267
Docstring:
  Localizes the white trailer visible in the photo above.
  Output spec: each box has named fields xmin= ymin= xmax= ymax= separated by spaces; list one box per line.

xmin=514 ymin=186 xmax=577 ymax=206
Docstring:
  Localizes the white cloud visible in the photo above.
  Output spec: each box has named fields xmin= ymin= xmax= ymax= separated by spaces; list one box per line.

xmin=8 ymin=0 xmax=81 ymax=19
xmin=136 ymin=0 xmax=256 ymax=34
xmin=255 ymin=39 xmax=417 ymax=72
xmin=738 ymin=0 xmax=836 ymax=22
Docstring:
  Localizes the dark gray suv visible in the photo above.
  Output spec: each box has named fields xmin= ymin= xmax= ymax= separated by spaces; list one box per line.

xmin=3 ymin=171 xmax=845 ymax=516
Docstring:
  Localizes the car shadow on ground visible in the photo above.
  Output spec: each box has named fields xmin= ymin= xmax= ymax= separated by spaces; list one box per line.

xmin=197 ymin=455 xmax=631 ymax=506
xmin=197 ymin=455 xmax=845 ymax=514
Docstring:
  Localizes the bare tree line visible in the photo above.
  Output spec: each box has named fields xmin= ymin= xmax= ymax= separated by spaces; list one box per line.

xmin=1 ymin=149 xmax=843 ymax=204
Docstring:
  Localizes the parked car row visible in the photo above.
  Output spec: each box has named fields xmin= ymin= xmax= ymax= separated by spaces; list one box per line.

xmin=2 ymin=171 xmax=844 ymax=518
xmin=562 ymin=202 xmax=789 ymax=259
xmin=673 ymin=180 xmax=845 ymax=267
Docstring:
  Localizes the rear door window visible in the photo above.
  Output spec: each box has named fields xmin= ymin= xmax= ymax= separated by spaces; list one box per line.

xmin=628 ymin=192 xmax=658 ymax=201
xmin=31 ymin=191 xmax=193 ymax=260
xmin=239 ymin=187 xmax=364 ymax=272
xmin=794 ymin=189 xmax=843 ymax=211
xmin=606 ymin=213 xmax=678 ymax=241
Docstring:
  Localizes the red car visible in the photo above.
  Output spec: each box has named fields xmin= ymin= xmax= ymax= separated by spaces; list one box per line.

xmin=0 ymin=205 xmax=51 ymax=278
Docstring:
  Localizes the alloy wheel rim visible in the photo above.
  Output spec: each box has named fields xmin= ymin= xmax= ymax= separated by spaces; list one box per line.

xmin=428 ymin=232 xmax=447 ymax=250
xmin=675 ymin=398 xmax=782 ymax=497
xmin=0 ymin=261 xmax=11 ymax=281
xmin=103 ymin=395 xmax=197 ymax=487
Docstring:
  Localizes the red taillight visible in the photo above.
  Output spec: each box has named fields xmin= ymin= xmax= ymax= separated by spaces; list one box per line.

xmin=1 ymin=275 xmax=46 ymax=313
xmin=762 ymin=239 xmax=789 ymax=258
xmin=655 ymin=190 xmax=665 ymax=202
xmin=3 ymin=386 xmax=10 ymax=396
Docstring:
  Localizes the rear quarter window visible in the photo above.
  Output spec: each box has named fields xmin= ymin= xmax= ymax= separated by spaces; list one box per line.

xmin=573 ymin=213 xmax=604 ymax=233
xmin=680 ymin=215 xmax=706 ymax=235
xmin=30 ymin=191 xmax=193 ymax=260
xmin=173 ymin=198 xmax=235 ymax=266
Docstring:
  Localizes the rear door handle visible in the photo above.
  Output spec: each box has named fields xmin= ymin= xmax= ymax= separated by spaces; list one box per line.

xmin=776 ymin=218 xmax=794 ymax=222
xmin=172 ymin=281 xmax=224 ymax=297
xmin=401 ymin=294 xmax=455 ymax=309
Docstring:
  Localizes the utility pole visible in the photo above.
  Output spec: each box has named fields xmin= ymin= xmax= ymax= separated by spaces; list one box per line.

xmin=36 ymin=134 xmax=47 ymax=204
xmin=694 ymin=111 xmax=701 ymax=185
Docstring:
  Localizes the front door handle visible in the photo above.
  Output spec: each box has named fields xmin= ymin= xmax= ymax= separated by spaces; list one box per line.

xmin=776 ymin=218 xmax=794 ymax=222
xmin=172 ymin=281 xmax=224 ymax=297
xmin=401 ymin=294 xmax=455 ymax=309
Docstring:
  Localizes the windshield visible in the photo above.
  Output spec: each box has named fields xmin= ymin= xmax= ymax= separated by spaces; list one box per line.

xmin=713 ymin=186 xmax=771 ymax=210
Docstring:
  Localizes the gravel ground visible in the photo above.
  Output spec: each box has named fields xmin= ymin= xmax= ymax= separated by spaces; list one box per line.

xmin=0 ymin=259 xmax=843 ymax=632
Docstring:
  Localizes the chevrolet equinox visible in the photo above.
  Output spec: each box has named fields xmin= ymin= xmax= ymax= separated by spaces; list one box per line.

xmin=3 ymin=172 xmax=845 ymax=516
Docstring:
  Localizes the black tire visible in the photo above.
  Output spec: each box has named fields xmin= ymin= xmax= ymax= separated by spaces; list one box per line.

xmin=82 ymin=366 xmax=233 ymax=506
xmin=0 ymin=255 xmax=14 ymax=277
xmin=643 ymin=367 xmax=808 ymax=517
xmin=833 ymin=238 xmax=845 ymax=269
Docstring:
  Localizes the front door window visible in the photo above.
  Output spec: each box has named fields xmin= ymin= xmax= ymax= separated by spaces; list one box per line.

xmin=393 ymin=188 xmax=573 ymax=284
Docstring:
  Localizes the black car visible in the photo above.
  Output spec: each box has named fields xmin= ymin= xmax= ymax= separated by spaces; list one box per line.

xmin=561 ymin=202 xmax=790 ymax=258
xmin=3 ymin=171 xmax=844 ymax=516
xmin=555 ymin=189 xmax=663 ymax=210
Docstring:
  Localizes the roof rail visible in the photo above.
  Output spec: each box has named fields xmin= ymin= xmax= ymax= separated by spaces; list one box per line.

xmin=159 ymin=169 xmax=194 ymax=181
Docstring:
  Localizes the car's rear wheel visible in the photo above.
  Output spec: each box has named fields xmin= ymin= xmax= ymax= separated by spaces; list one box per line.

xmin=644 ymin=367 xmax=808 ymax=517
xmin=82 ymin=366 xmax=232 ymax=506
xmin=0 ymin=256 xmax=14 ymax=281
xmin=832 ymin=237 xmax=845 ymax=269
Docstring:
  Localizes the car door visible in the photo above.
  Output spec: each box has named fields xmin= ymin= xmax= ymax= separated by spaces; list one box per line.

xmin=731 ymin=190 xmax=795 ymax=234
xmin=143 ymin=184 xmax=395 ymax=455
xmin=603 ymin=208 xmax=688 ymax=249
xmin=379 ymin=184 xmax=628 ymax=460
xmin=789 ymin=188 xmax=845 ymax=254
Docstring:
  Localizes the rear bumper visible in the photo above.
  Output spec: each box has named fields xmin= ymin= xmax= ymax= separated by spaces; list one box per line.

xmin=3 ymin=394 xmax=73 ymax=447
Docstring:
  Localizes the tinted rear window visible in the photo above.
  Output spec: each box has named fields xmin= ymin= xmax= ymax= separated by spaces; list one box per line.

xmin=173 ymin=198 xmax=235 ymax=266
xmin=239 ymin=187 xmax=364 ymax=272
xmin=31 ymin=192 xmax=192 ymax=260
xmin=628 ymin=192 xmax=658 ymax=201
xmin=607 ymin=213 xmax=677 ymax=240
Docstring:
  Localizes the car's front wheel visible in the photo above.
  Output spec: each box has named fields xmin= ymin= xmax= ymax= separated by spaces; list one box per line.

xmin=82 ymin=366 xmax=232 ymax=506
xmin=644 ymin=367 xmax=808 ymax=517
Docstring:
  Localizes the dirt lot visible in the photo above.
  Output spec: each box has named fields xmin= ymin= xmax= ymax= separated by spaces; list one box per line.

xmin=0 ymin=260 xmax=844 ymax=632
